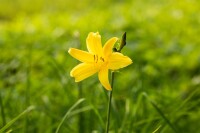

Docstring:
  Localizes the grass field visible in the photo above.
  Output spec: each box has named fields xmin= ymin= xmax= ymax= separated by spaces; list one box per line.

xmin=0 ymin=0 xmax=200 ymax=132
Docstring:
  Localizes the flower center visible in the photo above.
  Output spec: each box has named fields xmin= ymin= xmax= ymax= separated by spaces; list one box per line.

xmin=93 ymin=54 xmax=107 ymax=69
xmin=93 ymin=55 xmax=105 ymax=63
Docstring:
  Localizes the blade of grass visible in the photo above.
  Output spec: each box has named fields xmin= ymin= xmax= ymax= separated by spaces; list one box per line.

xmin=0 ymin=106 xmax=35 ymax=132
xmin=90 ymin=104 xmax=105 ymax=129
xmin=5 ymin=129 xmax=12 ymax=133
xmin=133 ymin=117 xmax=160 ymax=127
xmin=152 ymin=125 xmax=162 ymax=133
xmin=174 ymin=87 xmax=199 ymax=113
xmin=129 ymin=92 xmax=144 ymax=131
xmin=68 ymin=105 xmax=92 ymax=117
xmin=119 ymin=99 xmax=130 ymax=132
xmin=142 ymin=92 xmax=178 ymax=133
xmin=55 ymin=98 xmax=85 ymax=133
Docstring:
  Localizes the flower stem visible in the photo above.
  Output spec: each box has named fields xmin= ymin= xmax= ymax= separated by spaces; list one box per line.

xmin=106 ymin=32 xmax=127 ymax=132
xmin=106 ymin=72 xmax=115 ymax=133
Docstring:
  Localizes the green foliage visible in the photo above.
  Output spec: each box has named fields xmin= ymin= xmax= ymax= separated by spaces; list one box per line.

xmin=0 ymin=0 xmax=200 ymax=132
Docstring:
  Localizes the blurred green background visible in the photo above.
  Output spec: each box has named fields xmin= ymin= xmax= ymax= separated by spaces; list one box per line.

xmin=0 ymin=0 xmax=200 ymax=132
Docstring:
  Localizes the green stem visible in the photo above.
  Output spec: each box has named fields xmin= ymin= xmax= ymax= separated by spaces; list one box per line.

xmin=78 ymin=83 xmax=84 ymax=133
xmin=105 ymin=32 xmax=126 ymax=132
xmin=106 ymin=72 xmax=115 ymax=133
xmin=24 ymin=44 xmax=32 ymax=133
xmin=0 ymin=93 xmax=6 ymax=126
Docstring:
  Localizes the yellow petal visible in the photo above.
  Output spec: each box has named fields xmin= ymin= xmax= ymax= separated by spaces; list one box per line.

xmin=70 ymin=63 xmax=98 ymax=82
xmin=108 ymin=52 xmax=132 ymax=70
xmin=68 ymin=48 xmax=94 ymax=63
xmin=86 ymin=32 xmax=103 ymax=55
xmin=98 ymin=67 xmax=112 ymax=90
xmin=103 ymin=37 xmax=118 ymax=58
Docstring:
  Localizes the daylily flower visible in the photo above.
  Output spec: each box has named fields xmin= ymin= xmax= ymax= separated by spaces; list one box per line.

xmin=68 ymin=32 xmax=132 ymax=90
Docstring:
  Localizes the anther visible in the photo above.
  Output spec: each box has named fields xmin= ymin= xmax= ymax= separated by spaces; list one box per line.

xmin=96 ymin=55 xmax=98 ymax=63
xmin=100 ymin=57 xmax=104 ymax=62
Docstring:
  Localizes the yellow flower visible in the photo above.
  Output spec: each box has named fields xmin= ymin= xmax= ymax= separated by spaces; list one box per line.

xmin=68 ymin=32 xmax=132 ymax=90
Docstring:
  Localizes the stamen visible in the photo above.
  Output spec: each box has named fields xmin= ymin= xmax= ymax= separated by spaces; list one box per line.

xmin=94 ymin=55 xmax=104 ymax=63
xmin=94 ymin=55 xmax=99 ymax=63
xmin=96 ymin=55 xmax=98 ymax=63
xmin=100 ymin=57 xmax=104 ymax=62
